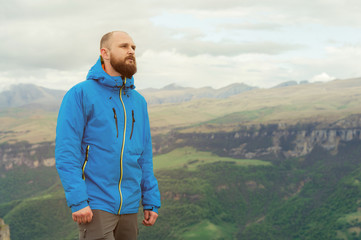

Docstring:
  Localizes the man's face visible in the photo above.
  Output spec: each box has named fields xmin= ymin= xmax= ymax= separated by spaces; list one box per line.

xmin=108 ymin=33 xmax=137 ymax=79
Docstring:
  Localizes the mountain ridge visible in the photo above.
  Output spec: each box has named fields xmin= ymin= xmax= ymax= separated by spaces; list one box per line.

xmin=1 ymin=78 xmax=361 ymax=239
xmin=139 ymin=82 xmax=257 ymax=105
xmin=0 ymin=84 xmax=65 ymax=111
xmin=1 ymin=78 xmax=359 ymax=109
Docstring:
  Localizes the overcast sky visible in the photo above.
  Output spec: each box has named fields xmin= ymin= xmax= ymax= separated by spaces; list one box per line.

xmin=0 ymin=0 xmax=360 ymax=91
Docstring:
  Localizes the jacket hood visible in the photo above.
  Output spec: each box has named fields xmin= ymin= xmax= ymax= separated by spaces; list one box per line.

xmin=86 ymin=57 xmax=135 ymax=90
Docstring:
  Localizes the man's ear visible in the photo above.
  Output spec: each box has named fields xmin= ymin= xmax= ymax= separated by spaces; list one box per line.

xmin=100 ymin=48 xmax=110 ymax=60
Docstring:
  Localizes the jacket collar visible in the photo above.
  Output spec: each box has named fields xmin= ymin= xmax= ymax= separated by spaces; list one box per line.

xmin=86 ymin=57 xmax=135 ymax=90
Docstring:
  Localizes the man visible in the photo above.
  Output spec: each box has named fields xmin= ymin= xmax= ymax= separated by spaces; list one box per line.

xmin=55 ymin=31 xmax=161 ymax=240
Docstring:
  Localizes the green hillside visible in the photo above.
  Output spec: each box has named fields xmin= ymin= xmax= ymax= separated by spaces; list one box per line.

xmin=1 ymin=78 xmax=361 ymax=239
xmin=153 ymin=147 xmax=271 ymax=170
xmin=1 ymin=141 xmax=361 ymax=239
xmin=1 ymin=78 xmax=360 ymax=143
xmin=0 ymin=149 xmax=272 ymax=240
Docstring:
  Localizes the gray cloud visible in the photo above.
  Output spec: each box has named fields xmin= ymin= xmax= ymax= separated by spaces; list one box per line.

xmin=217 ymin=22 xmax=282 ymax=31
xmin=150 ymin=38 xmax=304 ymax=57
xmin=0 ymin=0 xmax=157 ymax=71
xmin=0 ymin=0 xmax=360 ymax=91
xmin=150 ymin=0 xmax=361 ymax=26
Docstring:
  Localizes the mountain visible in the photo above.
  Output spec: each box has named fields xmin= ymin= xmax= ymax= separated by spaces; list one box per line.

xmin=272 ymin=80 xmax=312 ymax=88
xmin=148 ymin=77 xmax=361 ymax=134
xmin=0 ymin=84 xmax=65 ymax=111
xmin=1 ymin=77 xmax=361 ymax=239
xmin=139 ymin=82 xmax=257 ymax=105
xmin=1 ymin=78 xmax=360 ymax=143
xmin=272 ymin=80 xmax=298 ymax=88
xmin=0 ymin=82 xmax=256 ymax=110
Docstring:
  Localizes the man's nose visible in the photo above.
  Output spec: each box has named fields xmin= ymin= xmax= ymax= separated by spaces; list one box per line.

xmin=128 ymin=47 xmax=135 ymax=55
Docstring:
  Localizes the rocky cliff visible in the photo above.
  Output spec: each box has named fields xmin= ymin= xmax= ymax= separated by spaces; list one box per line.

xmin=230 ymin=124 xmax=361 ymax=159
xmin=1 ymin=116 xmax=361 ymax=170
xmin=153 ymin=114 xmax=361 ymax=160
xmin=0 ymin=218 xmax=10 ymax=240
xmin=0 ymin=142 xmax=55 ymax=170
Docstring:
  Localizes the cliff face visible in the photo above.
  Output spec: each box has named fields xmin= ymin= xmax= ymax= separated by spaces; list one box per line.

xmin=1 ymin=116 xmax=361 ymax=170
xmin=230 ymin=127 xmax=361 ymax=159
xmin=0 ymin=142 xmax=55 ymax=170
xmin=0 ymin=218 xmax=10 ymax=240
xmin=230 ymin=115 xmax=361 ymax=159
xmin=153 ymin=115 xmax=361 ymax=160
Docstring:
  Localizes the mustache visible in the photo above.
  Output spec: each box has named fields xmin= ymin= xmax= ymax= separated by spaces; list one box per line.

xmin=125 ymin=56 xmax=136 ymax=61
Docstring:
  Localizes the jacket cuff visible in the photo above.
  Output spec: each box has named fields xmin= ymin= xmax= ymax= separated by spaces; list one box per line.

xmin=71 ymin=201 xmax=89 ymax=213
xmin=143 ymin=206 xmax=159 ymax=214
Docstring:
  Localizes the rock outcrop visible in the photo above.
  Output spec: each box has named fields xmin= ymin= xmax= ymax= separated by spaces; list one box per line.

xmin=153 ymin=114 xmax=361 ymax=160
xmin=0 ymin=141 xmax=55 ymax=170
xmin=0 ymin=218 xmax=10 ymax=240
xmin=1 ymin=115 xmax=361 ymax=170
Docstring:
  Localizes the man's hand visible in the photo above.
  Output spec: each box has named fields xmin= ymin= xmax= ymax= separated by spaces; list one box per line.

xmin=142 ymin=210 xmax=158 ymax=226
xmin=72 ymin=206 xmax=93 ymax=224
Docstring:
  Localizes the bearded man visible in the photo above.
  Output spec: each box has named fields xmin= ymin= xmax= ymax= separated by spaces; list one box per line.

xmin=55 ymin=31 xmax=161 ymax=240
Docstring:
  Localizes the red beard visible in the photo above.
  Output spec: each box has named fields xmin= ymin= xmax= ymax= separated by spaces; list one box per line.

xmin=110 ymin=54 xmax=137 ymax=79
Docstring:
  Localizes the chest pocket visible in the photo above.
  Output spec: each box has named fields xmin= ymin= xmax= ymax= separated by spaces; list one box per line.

xmin=126 ymin=109 xmax=144 ymax=155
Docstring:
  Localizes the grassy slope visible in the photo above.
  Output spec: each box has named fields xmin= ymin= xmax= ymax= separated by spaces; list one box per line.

xmin=153 ymin=146 xmax=271 ymax=170
xmin=149 ymin=78 xmax=361 ymax=133
xmin=1 ymin=78 xmax=361 ymax=239
xmin=0 ymin=108 xmax=57 ymax=144
xmin=1 ymin=78 xmax=360 ymax=143
xmin=2 ymin=144 xmax=361 ymax=240
xmin=0 ymin=148 xmax=272 ymax=240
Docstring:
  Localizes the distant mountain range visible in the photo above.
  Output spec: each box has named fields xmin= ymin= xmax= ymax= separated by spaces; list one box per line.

xmin=0 ymin=80 xmax=314 ymax=109
xmin=1 ymin=77 xmax=361 ymax=240
xmin=0 ymin=82 xmax=257 ymax=109
xmin=0 ymin=84 xmax=65 ymax=111
xmin=0 ymin=78 xmax=342 ymax=109
xmin=140 ymin=82 xmax=257 ymax=105
xmin=272 ymin=80 xmax=309 ymax=88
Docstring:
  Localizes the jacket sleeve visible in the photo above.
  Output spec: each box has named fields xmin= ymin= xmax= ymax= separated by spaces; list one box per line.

xmin=55 ymin=87 xmax=89 ymax=212
xmin=139 ymin=103 xmax=161 ymax=213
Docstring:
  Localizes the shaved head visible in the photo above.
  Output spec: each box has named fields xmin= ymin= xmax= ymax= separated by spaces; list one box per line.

xmin=99 ymin=30 xmax=137 ymax=78
xmin=100 ymin=31 xmax=130 ymax=50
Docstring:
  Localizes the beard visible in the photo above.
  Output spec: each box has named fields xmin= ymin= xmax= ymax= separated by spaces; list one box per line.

xmin=110 ymin=54 xmax=137 ymax=79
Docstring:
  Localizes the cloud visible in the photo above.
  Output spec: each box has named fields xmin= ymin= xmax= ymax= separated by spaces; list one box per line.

xmin=136 ymin=50 xmax=301 ymax=89
xmin=0 ymin=0 xmax=158 ymax=71
xmin=147 ymin=37 xmax=304 ymax=57
xmin=217 ymin=22 xmax=282 ymax=31
xmin=309 ymin=73 xmax=335 ymax=83
xmin=0 ymin=0 xmax=361 ymax=92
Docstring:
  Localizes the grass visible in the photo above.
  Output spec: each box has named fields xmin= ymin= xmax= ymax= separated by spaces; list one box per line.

xmin=1 ymin=78 xmax=361 ymax=143
xmin=153 ymin=147 xmax=271 ymax=170
xmin=182 ymin=220 xmax=236 ymax=240
xmin=150 ymin=79 xmax=361 ymax=134
xmin=338 ymin=210 xmax=361 ymax=223
xmin=0 ymin=108 xmax=57 ymax=144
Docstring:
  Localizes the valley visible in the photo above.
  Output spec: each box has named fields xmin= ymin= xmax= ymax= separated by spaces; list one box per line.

xmin=0 ymin=78 xmax=361 ymax=239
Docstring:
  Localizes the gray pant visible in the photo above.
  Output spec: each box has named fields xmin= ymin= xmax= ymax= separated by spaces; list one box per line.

xmin=78 ymin=210 xmax=138 ymax=240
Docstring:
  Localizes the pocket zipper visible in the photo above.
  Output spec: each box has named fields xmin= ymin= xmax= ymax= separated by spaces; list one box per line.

xmin=113 ymin=108 xmax=119 ymax=138
xmin=82 ymin=145 xmax=90 ymax=180
xmin=130 ymin=110 xmax=135 ymax=140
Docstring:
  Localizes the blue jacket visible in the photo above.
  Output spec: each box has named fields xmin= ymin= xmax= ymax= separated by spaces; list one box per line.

xmin=55 ymin=58 xmax=161 ymax=215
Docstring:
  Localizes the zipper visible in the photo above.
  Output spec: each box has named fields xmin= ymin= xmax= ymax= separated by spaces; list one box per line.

xmin=82 ymin=145 xmax=90 ymax=180
xmin=130 ymin=110 xmax=135 ymax=140
xmin=117 ymin=79 xmax=127 ymax=214
xmin=112 ymin=108 xmax=119 ymax=138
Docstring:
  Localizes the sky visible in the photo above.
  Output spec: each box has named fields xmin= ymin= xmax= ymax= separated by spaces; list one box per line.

xmin=0 ymin=0 xmax=361 ymax=91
